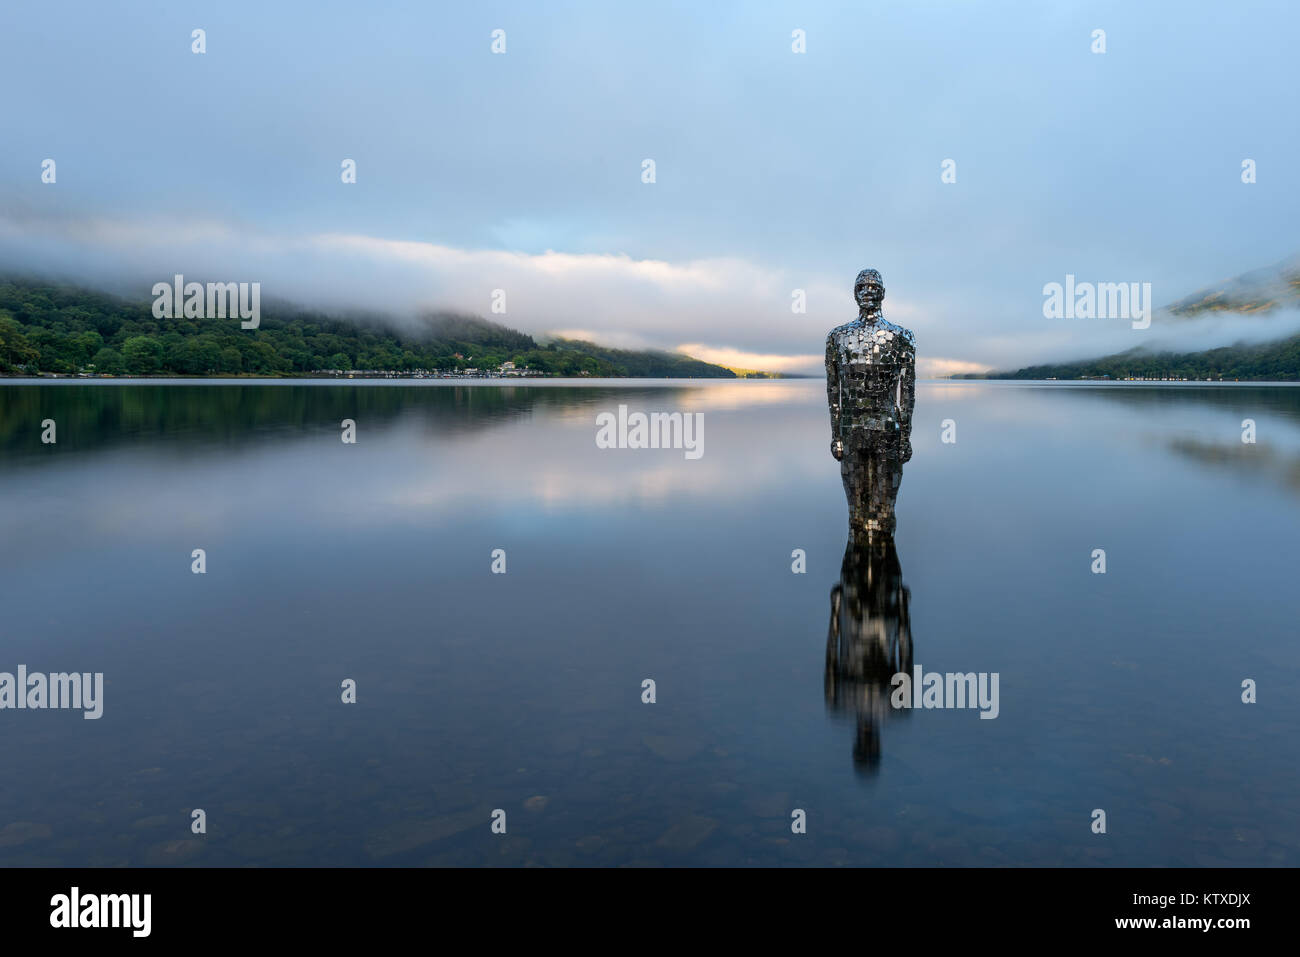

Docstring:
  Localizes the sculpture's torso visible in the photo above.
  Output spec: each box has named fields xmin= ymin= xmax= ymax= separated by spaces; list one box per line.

xmin=826 ymin=315 xmax=916 ymax=445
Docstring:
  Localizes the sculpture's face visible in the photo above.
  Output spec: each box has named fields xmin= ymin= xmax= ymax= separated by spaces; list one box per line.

xmin=854 ymin=269 xmax=885 ymax=309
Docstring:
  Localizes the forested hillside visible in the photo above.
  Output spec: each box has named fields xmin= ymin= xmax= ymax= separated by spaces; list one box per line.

xmin=0 ymin=277 xmax=735 ymax=378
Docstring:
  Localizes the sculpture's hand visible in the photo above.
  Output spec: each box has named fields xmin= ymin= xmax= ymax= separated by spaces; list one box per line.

xmin=831 ymin=438 xmax=843 ymax=461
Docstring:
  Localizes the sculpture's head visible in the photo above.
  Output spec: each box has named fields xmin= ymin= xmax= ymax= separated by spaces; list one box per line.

xmin=854 ymin=268 xmax=885 ymax=310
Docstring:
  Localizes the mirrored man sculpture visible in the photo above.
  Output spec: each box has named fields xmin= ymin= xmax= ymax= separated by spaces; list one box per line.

xmin=825 ymin=268 xmax=915 ymax=544
xmin=823 ymin=269 xmax=917 ymax=771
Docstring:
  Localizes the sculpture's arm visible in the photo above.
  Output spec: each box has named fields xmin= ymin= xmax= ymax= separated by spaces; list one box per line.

xmin=826 ymin=333 xmax=843 ymax=460
xmin=899 ymin=348 xmax=916 ymax=433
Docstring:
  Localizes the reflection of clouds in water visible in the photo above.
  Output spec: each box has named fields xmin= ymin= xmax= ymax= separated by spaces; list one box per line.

xmin=383 ymin=400 xmax=828 ymax=512
xmin=549 ymin=379 xmax=820 ymax=421
xmin=388 ymin=462 xmax=707 ymax=510
xmin=0 ymin=384 xmax=833 ymax=549
xmin=351 ymin=381 xmax=831 ymax=514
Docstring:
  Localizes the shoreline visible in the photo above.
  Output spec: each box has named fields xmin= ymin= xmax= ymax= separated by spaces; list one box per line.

xmin=4 ymin=376 xmax=1299 ymax=387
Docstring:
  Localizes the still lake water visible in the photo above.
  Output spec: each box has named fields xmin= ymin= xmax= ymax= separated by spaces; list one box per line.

xmin=1 ymin=378 xmax=1297 ymax=867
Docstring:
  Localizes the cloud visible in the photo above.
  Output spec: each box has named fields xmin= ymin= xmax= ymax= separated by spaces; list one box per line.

xmin=0 ymin=211 xmax=850 ymax=374
xmin=674 ymin=344 xmax=821 ymax=374
xmin=917 ymin=357 xmax=991 ymax=379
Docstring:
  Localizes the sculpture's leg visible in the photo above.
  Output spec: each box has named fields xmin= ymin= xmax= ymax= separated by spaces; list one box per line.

xmin=841 ymin=438 xmax=904 ymax=545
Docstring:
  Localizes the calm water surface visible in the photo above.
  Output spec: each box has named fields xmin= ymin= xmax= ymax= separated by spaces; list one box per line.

xmin=1 ymin=379 xmax=1297 ymax=866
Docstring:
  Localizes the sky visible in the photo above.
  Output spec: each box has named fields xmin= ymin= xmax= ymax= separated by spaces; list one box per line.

xmin=1 ymin=0 xmax=1297 ymax=375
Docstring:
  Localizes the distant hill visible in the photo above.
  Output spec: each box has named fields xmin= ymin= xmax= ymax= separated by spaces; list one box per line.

xmin=974 ymin=253 xmax=1300 ymax=381
xmin=977 ymin=337 xmax=1300 ymax=381
xmin=421 ymin=312 xmax=536 ymax=353
xmin=1165 ymin=253 xmax=1300 ymax=318
xmin=0 ymin=276 xmax=737 ymax=378
xmin=720 ymin=365 xmax=795 ymax=379
xmin=543 ymin=337 xmax=739 ymax=378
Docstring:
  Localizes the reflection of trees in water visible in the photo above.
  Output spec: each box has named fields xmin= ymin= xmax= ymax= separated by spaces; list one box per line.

xmin=0 ymin=384 xmax=691 ymax=464
xmin=1065 ymin=384 xmax=1300 ymax=496
xmin=1029 ymin=382 xmax=1300 ymax=421
xmin=1168 ymin=436 xmax=1300 ymax=497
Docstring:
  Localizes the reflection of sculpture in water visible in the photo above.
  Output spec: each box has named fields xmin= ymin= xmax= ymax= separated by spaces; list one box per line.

xmin=823 ymin=268 xmax=916 ymax=770
xmin=825 ymin=268 xmax=915 ymax=544
xmin=825 ymin=539 xmax=912 ymax=773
